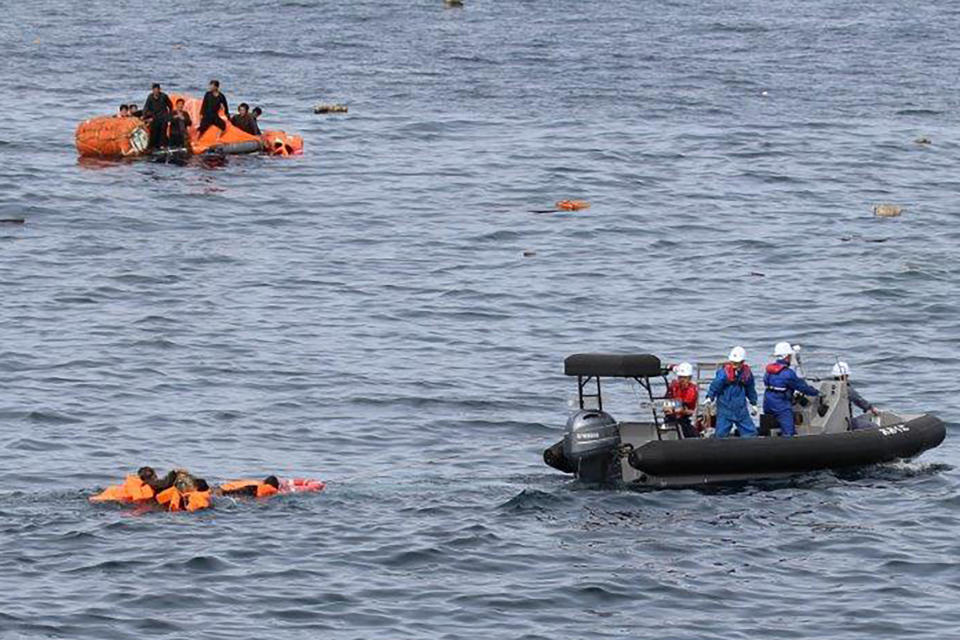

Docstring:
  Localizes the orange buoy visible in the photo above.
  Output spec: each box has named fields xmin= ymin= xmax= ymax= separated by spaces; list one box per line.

xmin=555 ymin=200 xmax=590 ymax=211
xmin=75 ymin=116 xmax=150 ymax=158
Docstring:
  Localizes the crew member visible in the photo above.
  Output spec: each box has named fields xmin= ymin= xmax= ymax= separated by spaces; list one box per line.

xmin=142 ymin=83 xmax=174 ymax=149
xmin=167 ymin=98 xmax=193 ymax=149
xmin=230 ymin=102 xmax=260 ymax=135
xmin=665 ymin=362 xmax=698 ymax=438
xmin=832 ymin=361 xmax=880 ymax=430
xmin=199 ymin=79 xmax=229 ymax=135
xmin=763 ymin=342 xmax=819 ymax=437
xmin=706 ymin=346 xmax=758 ymax=438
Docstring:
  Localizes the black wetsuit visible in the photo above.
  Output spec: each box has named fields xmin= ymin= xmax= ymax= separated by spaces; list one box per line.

xmin=143 ymin=92 xmax=173 ymax=149
xmin=230 ymin=112 xmax=260 ymax=135
xmin=167 ymin=110 xmax=192 ymax=149
xmin=199 ymin=91 xmax=229 ymax=135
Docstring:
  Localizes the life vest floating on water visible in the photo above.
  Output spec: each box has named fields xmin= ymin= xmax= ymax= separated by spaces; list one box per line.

xmin=555 ymin=200 xmax=590 ymax=211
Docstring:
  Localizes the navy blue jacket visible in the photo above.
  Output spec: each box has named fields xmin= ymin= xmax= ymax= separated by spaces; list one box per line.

xmin=763 ymin=359 xmax=819 ymax=414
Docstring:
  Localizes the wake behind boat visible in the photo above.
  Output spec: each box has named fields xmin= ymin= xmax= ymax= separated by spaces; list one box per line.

xmin=543 ymin=353 xmax=946 ymax=488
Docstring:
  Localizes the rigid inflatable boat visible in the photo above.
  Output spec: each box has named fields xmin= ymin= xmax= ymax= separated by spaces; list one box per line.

xmin=543 ymin=353 xmax=946 ymax=488
xmin=75 ymin=92 xmax=303 ymax=159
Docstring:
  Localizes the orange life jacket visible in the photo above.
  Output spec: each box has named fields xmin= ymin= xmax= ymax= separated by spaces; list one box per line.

xmin=155 ymin=486 xmax=212 ymax=512
xmin=90 ymin=475 xmax=154 ymax=503
xmin=220 ymin=479 xmax=279 ymax=497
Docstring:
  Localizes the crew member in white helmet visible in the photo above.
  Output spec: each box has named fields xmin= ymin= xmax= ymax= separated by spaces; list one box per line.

xmin=832 ymin=361 xmax=880 ymax=430
xmin=706 ymin=346 xmax=758 ymax=438
xmin=665 ymin=362 xmax=699 ymax=438
xmin=763 ymin=342 xmax=819 ymax=437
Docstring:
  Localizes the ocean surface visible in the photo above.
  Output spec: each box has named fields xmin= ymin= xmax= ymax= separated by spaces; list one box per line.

xmin=1 ymin=0 xmax=958 ymax=638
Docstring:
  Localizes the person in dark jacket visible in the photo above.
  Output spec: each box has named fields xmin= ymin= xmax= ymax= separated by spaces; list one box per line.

xmin=142 ymin=83 xmax=174 ymax=149
xmin=166 ymin=98 xmax=193 ymax=149
xmin=128 ymin=104 xmax=143 ymax=118
xmin=706 ymin=346 xmax=758 ymax=438
xmin=832 ymin=361 xmax=880 ymax=429
xmin=763 ymin=342 xmax=819 ymax=437
xmin=199 ymin=79 xmax=229 ymax=135
xmin=230 ymin=102 xmax=260 ymax=135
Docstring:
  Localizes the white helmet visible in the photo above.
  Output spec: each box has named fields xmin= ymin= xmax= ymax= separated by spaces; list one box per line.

xmin=728 ymin=346 xmax=746 ymax=363
xmin=674 ymin=362 xmax=693 ymax=377
xmin=831 ymin=361 xmax=851 ymax=377
xmin=774 ymin=342 xmax=794 ymax=358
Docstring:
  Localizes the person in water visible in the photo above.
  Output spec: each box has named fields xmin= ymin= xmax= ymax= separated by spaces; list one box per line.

xmin=665 ymin=362 xmax=699 ymax=438
xmin=230 ymin=103 xmax=261 ymax=135
xmin=167 ymin=98 xmax=192 ymax=150
xmin=763 ymin=342 xmax=820 ymax=437
xmin=832 ymin=361 xmax=880 ymax=430
xmin=118 ymin=104 xmax=130 ymax=117
xmin=216 ymin=475 xmax=280 ymax=497
xmin=706 ymin=346 xmax=758 ymax=438
xmin=199 ymin=79 xmax=229 ymax=136
xmin=142 ymin=83 xmax=174 ymax=149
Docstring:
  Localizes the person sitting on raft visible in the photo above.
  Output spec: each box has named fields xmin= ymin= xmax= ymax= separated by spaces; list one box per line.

xmin=252 ymin=106 xmax=262 ymax=127
xmin=706 ymin=346 xmax=758 ymax=438
xmin=230 ymin=103 xmax=261 ymax=136
xmin=199 ymin=79 xmax=229 ymax=136
xmin=166 ymin=99 xmax=193 ymax=150
xmin=142 ymin=83 xmax=174 ymax=149
xmin=832 ymin=361 xmax=880 ymax=430
xmin=665 ymin=362 xmax=699 ymax=438
xmin=118 ymin=104 xmax=130 ymax=117
xmin=216 ymin=475 xmax=280 ymax=498
xmin=763 ymin=342 xmax=819 ymax=437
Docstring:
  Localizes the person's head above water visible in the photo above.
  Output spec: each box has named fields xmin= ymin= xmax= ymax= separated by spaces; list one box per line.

xmin=238 ymin=103 xmax=249 ymax=115
xmin=263 ymin=475 xmax=279 ymax=489
xmin=252 ymin=106 xmax=262 ymax=118
xmin=194 ymin=479 xmax=210 ymax=492
xmin=137 ymin=466 xmax=157 ymax=482
xmin=209 ymin=79 xmax=220 ymax=93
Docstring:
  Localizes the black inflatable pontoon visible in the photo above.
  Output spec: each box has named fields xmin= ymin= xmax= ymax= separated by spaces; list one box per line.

xmin=543 ymin=353 xmax=946 ymax=488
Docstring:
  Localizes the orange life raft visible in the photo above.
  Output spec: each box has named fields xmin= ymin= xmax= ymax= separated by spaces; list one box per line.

xmin=75 ymin=92 xmax=303 ymax=159
xmin=75 ymin=117 xmax=150 ymax=159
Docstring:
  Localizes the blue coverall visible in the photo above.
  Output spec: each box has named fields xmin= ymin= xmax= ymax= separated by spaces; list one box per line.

xmin=762 ymin=359 xmax=819 ymax=436
xmin=707 ymin=365 xmax=758 ymax=438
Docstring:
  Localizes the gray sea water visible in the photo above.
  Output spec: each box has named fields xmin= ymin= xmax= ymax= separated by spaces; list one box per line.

xmin=1 ymin=0 xmax=958 ymax=638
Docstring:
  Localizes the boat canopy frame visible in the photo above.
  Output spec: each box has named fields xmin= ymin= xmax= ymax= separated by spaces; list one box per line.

xmin=564 ymin=353 xmax=672 ymax=423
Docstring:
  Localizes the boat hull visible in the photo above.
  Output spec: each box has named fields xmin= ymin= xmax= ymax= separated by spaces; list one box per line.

xmin=545 ymin=413 xmax=945 ymax=488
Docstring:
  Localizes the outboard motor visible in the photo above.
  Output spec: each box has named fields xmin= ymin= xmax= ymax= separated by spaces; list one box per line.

xmin=562 ymin=409 xmax=621 ymax=483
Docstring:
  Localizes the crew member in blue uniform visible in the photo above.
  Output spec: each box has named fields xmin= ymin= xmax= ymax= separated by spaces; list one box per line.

xmin=706 ymin=346 xmax=758 ymax=438
xmin=763 ymin=342 xmax=819 ymax=437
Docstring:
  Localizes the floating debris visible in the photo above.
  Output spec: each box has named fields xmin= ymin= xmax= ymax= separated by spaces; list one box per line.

xmin=873 ymin=204 xmax=902 ymax=218
xmin=749 ymin=271 xmax=765 ymax=277
xmin=915 ymin=136 xmax=932 ymax=145
xmin=522 ymin=250 xmax=537 ymax=257
xmin=0 ymin=218 xmax=25 ymax=224
xmin=314 ymin=103 xmax=348 ymax=114
xmin=445 ymin=0 xmax=464 ymax=6
xmin=555 ymin=200 xmax=590 ymax=211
